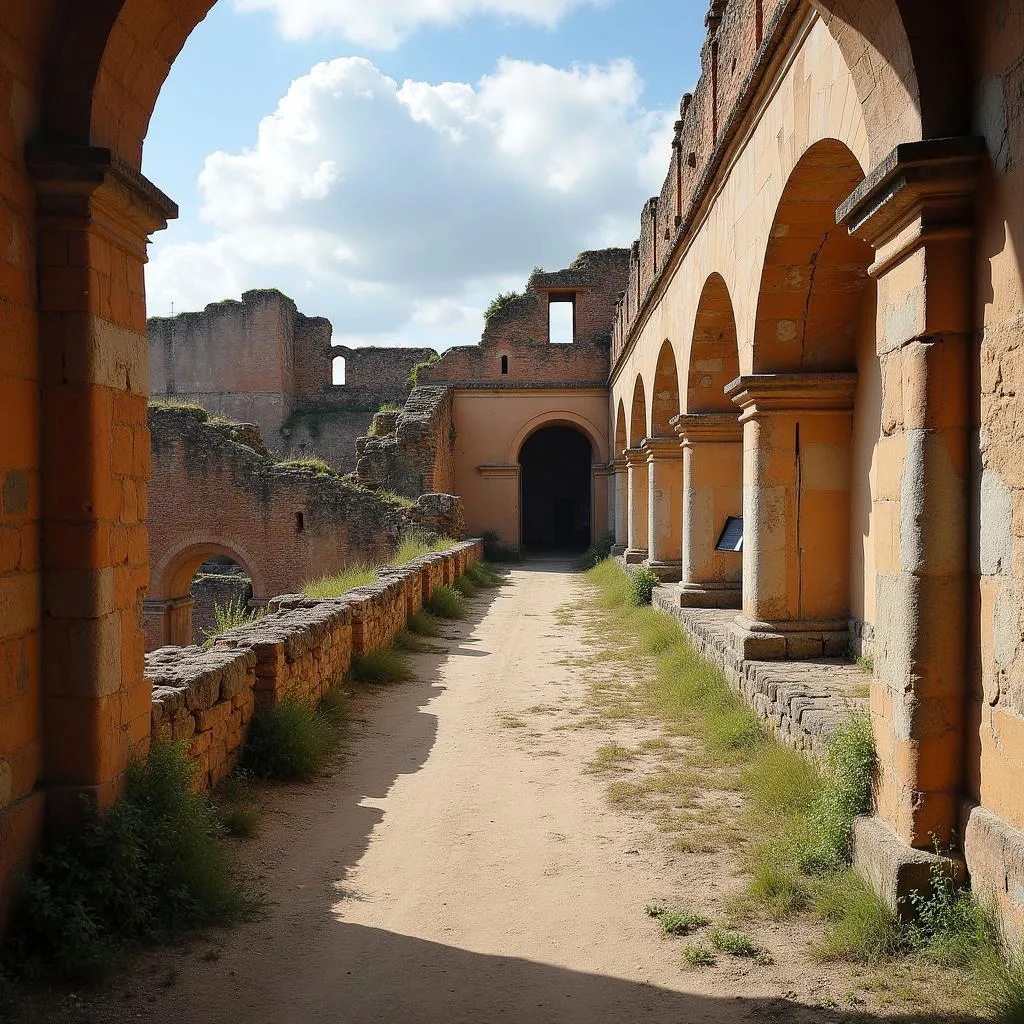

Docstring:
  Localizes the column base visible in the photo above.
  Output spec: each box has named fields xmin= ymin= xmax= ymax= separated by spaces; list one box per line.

xmin=611 ymin=544 xmax=627 ymax=556
xmin=678 ymin=581 xmax=742 ymax=609
xmin=647 ymin=560 xmax=682 ymax=582
xmin=624 ymin=548 xmax=649 ymax=565
xmin=726 ymin=614 xmax=849 ymax=661
xmin=853 ymin=815 xmax=965 ymax=920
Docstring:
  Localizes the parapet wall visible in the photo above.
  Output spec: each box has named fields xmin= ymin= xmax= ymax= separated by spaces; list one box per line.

xmin=148 ymin=289 xmax=436 ymax=471
xmin=612 ymin=0 xmax=791 ymax=364
xmin=148 ymin=540 xmax=482 ymax=790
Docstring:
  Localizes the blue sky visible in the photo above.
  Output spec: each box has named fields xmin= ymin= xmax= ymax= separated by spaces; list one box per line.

xmin=143 ymin=0 xmax=707 ymax=348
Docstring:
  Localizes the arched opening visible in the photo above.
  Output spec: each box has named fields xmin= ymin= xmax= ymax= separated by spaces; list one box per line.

xmin=614 ymin=401 xmax=627 ymax=456
xmin=737 ymin=140 xmax=876 ymax=654
xmin=629 ymin=375 xmax=647 ymax=447
xmin=518 ymin=425 xmax=592 ymax=553
xmin=333 ymin=355 xmax=347 ymax=386
xmin=189 ymin=555 xmax=254 ymax=648
xmin=678 ymin=275 xmax=743 ymax=608
xmin=652 ymin=340 xmax=680 ymax=435
xmin=500 ymin=355 xmax=509 ymax=376
xmin=626 ymin=375 xmax=650 ymax=560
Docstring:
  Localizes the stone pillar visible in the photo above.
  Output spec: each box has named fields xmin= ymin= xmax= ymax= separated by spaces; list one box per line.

xmin=643 ymin=437 xmax=683 ymax=581
xmin=592 ymin=462 xmax=612 ymax=546
xmin=142 ymin=597 xmax=195 ymax=650
xmin=838 ymin=138 xmax=982 ymax=864
xmin=726 ymin=374 xmax=856 ymax=660
xmin=30 ymin=146 xmax=176 ymax=826
xmin=672 ymin=412 xmax=742 ymax=608
xmin=624 ymin=447 xmax=649 ymax=563
xmin=612 ymin=460 xmax=628 ymax=555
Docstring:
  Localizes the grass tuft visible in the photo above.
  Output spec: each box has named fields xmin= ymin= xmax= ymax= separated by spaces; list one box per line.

xmin=681 ymin=944 xmax=716 ymax=968
xmin=709 ymin=928 xmax=762 ymax=958
xmin=575 ymin=536 xmax=615 ymax=572
xmin=660 ymin=912 xmax=711 ymax=936
xmin=453 ymin=575 xmax=479 ymax=598
xmin=242 ymin=696 xmax=341 ymax=782
xmin=390 ymin=533 xmax=459 ymax=566
xmin=481 ymin=531 xmax=522 ymax=563
xmin=408 ymin=610 xmax=443 ymax=637
xmin=276 ymin=456 xmax=337 ymax=476
xmin=303 ymin=564 xmax=377 ymax=599
xmin=427 ymin=585 xmax=467 ymax=620
xmin=465 ymin=563 xmax=504 ymax=588
xmin=202 ymin=597 xmax=263 ymax=648
xmin=394 ymin=629 xmax=429 ymax=652
xmin=627 ymin=566 xmax=660 ymax=607
xmin=349 ymin=647 xmax=413 ymax=685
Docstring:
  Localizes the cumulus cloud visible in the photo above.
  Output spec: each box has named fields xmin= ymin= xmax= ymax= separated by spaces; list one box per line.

xmin=146 ymin=56 xmax=673 ymax=348
xmin=234 ymin=0 xmax=607 ymax=48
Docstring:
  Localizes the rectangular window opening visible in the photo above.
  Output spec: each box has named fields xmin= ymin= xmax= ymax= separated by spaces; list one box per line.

xmin=549 ymin=295 xmax=575 ymax=344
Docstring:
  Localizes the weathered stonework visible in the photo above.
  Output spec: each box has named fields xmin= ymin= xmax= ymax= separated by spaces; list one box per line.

xmin=149 ymin=290 xmax=435 ymax=472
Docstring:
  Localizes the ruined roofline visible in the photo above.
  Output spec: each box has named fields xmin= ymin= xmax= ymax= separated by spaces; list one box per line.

xmin=610 ymin=0 xmax=804 ymax=379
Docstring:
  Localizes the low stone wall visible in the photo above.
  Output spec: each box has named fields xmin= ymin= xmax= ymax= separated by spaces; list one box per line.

xmin=146 ymin=540 xmax=482 ymax=790
xmin=651 ymin=587 xmax=867 ymax=757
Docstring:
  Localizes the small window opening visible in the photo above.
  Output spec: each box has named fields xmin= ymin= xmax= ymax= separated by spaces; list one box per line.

xmin=500 ymin=355 xmax=509 ymax=375
xmin=332 ymin=355 xmax=346 ymax=386
xmin=296 ymin=511 xmax=305 ymax=534
xmin=549 ymin=295 xmax=575 ymax=344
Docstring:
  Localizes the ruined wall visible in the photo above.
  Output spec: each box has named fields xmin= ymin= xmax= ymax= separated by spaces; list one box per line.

xmin=145 ymin=406 xmax=465 ymax=650
xmin=148 ymin=290 xmax=435 ymax=472
xmin=421 ymin=250 xmax=629 ymax=387
xmin=147 ymin=542 xmax=482 ymax=791
xmin=356 ymin=387 xmax=457 ymax=500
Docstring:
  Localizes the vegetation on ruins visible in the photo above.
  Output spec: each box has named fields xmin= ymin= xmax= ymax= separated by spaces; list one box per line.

xmin=585 ymin=558 xmax=1024 ymax=1021
xmin=408 ymin=609 xmax=443 ymax=637
xmin=348 ymin=648 xmax=414 ymax=685
xmin=242 ymin=690 xmax=346 ymax=783
xmin=465 ymin=562 xmax=505 ymax=588
xmin=276 ymin=455 xmax=339 ymax=477
xmin=427 ymin=585 xmax=467 ymax=619
xmin=304 ymin=564 xmax=378 ymax=598
xmin=483 ymin=290 xmax=521 ymax=323
xmin=406 ymin=351 xmax=440 ymax=387
xmin=626 ymin=566 xmax=660 ymax=607
xmin=2 ymin=743 xmax=254 ymax=983
xmin=575 ymin=534 xmax=615 ymax=571
xmin=453 ymin=574 xmax=478 ymax=598
xmin=390 ymin=533 xmax=459 ymax=565
xmin=202 ymin=597 xmax=264 ymax=648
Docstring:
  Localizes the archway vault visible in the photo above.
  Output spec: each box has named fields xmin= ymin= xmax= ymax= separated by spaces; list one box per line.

xmin=152 ymin=535 xmax=266 ymax=602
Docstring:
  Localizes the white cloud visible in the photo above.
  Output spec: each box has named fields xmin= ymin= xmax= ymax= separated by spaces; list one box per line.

xmin=146 ymin=56 xmax=673 ymax=347
xmin=234 ymin=0 xmax=607 ymax=48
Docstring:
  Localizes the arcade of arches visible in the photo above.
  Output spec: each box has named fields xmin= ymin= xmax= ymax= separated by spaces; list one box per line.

xmin=4 ymin=0 xmax=1024 ymax=951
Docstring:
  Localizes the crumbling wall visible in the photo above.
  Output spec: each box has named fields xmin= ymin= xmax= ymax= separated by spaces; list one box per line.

xmin=148 ymin=290 xmax=435 ymax=472
xmin=145 ymin=406 xmax=465 ymax=649
xmin=356 ymin=387 xmax=457 ymax=500
xmin=420 ymin=249 xmax=629 ymax=387
xmin=147 ymin=541 xmax=482 ymax=790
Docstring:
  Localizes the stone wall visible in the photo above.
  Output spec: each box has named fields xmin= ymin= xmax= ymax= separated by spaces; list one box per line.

xmin=356 ymin=387 xmax=457 ymax=500
xmin=147 ymin=541 xmax=482 ymax=791
xmin=148 ymin=290 xmax=436 ymax=472
xmin=420 ymin=249 xmax=628 ymax=388
xmin=145 ymin=405 xmax=465 ymax=649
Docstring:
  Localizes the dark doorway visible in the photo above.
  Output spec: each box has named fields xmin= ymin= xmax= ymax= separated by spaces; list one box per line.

xmin=519 ymin=425 xmax=592 ymax=552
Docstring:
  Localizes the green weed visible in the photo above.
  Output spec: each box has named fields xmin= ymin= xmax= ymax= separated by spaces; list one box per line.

xmin=681 ymin=944 xmax=716 ymax=967
xmin=427 ymin=585 xmax=466 ymax=619
xmin=481 ymin=530 xmax=522 ymax=563
xmin=661 ymin=912 xmax=711 ymax=936
xmin=390 ymin=533 xmax=459 ymax=566
xmin=276 ymin=456 xmax=337 ymax=476
xmin=202 ymin=597 xmax=263 ymax=648
xmin=465 ymin=563 xmax=504 ymax=588
xmin=575 ymin=535 xmax=615 ymax=571
xmin=627 ymin=566 xmax=660 ymax=607
xmin=303 ymin=564 xmax=377 ymax=599
xmin=408 ymin=610 xmax=443 ymax=637
xmin=349 ymin=648 xmax=413 ymax=685
xmin=709 ymin=929 xmax=762 ymax=958
xmin=453 ymin=575 xmax=479 ymax=598
xmin=242 ymin=697 xmax=340 ymax=782
xmin=394 ymin=629 xmax=428 ymax=653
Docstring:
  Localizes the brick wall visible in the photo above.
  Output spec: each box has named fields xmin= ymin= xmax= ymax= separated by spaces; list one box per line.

xmin=148 ymin=290 xmax=436 ymax=472
xmin=146 ymin=541 xmax=482 ymax=791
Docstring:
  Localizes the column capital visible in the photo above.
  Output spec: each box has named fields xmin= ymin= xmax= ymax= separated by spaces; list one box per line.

xmin=726 ymin=373 xmax=856 ymax=420
xmin=640 ymin=435 xmax=682 ymax=461
xmin=29 ymin=144 xmax=178 ymax=256
xmin=671 ymin=412 xmax=742 ymax=444
xmin=623 ymin=446 xmax=648 ymax=467
xmin=611 ymin=458 xmax=628 ymax=472
xmin=837 ymin=136 xmax=985 ymax=277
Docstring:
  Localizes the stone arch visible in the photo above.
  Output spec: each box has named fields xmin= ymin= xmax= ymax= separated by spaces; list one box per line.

xmin=687 ymin=274 xmax=739 ymax=414
xmin=751 ymin=139 xmax=872 ymax=374
xmin=507 ymin=411 xmax=606 ymax=466
xmin=628 ymin=375 xmax=647 ymax=448
xmin=614 ymin=400 xmax=627 ymax=457
xmin=651 ymin=340 xmax=680 ymax=436
xmin=152 ymin=535 xmax=266 ymax=603
xmin=811 ymin=0 xmax=970 ymax=163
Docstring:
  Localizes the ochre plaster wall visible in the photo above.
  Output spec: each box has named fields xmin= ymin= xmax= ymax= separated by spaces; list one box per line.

xmin=451 ymin=390 xmax=610 ymax=547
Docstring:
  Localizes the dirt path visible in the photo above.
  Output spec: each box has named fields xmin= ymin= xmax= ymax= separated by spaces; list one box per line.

xmin=25 ymin=563 xmax=952 ymax=1023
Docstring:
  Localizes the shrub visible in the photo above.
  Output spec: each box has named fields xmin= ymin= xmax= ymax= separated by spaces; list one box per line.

xmin=6 ymin=743 xmax=252 ymax=980
xmin=660 ymin=911 xmax=710 ymax=936
xmin=349 ymin=648 xmax=413 ymax=685
xmin=484 ymin=290 xmax=521 ymax=323
xmin=406 ymin=351 xmax=440 ymax=387
xmin=575 ymin=534 xmax=615 ymax=571
xmin=708 ymin=929 xmax=762 ymax=958
xmin=303 ymin=564 xmax=377 ymax=598
xmin=453 ymin=575 xmax=478 ymax=598
xmin=627 ymin=567 xmax=660 ymax=607
xmin=681 ymin=944 xmax=716 ymax=967
xmin=242 ymin=697 xmax=339 ymax=782
xmin=482 ymin=530 xmax=522 ymax=563
xmin=427 ymin=585 xmax=466 ymax=619
xmin=408 ymin=610 xmax=443 ymax=637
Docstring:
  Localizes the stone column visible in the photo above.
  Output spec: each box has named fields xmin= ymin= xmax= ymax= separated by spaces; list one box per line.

xmin=838 ymin=138 xmax=982 ymax=867
xmin=612 ymin=460 xmax=628 ymax=555
xmin=30 ymin=146 xmax=177 ymax=826
xmin=592 ymin=462 xmax=612 ymax=546
xmin=672 ymin=412 xmax=742 ymax=608
xmin=624 ymin=447 xmax=649 ymax=563
xmin=643 ymin=437 xmax=683 ymax=581
xmin=726 ymin=374 xmax=856 ymax=660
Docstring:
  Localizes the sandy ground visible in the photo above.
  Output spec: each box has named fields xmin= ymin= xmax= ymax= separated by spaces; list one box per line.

xmin=12 ymin=562 xmax=964 ymax=1024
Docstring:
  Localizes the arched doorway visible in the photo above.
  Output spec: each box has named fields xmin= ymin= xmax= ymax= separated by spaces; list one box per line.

xmin=518 ymin=425 xmax=593 ymax=553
